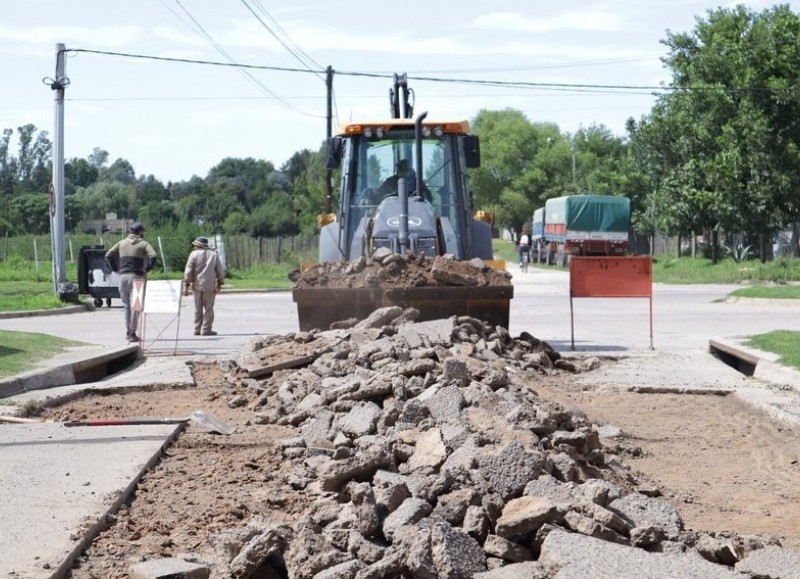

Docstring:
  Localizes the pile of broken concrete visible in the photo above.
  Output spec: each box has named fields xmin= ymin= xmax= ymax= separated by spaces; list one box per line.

xmin=210 ymin=308 xmax=790 ymax=578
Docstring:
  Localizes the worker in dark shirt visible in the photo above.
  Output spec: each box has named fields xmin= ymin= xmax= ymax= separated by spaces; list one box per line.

xmin=105 ymin=222 xmax=158 ymax=343
xmin=376 ymin=159 xmax=432 ymax=203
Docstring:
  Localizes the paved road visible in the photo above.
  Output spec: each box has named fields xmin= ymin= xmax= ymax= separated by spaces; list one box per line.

xmin=1 ymin=264 xmax=800 ymax=578
xmin=4 ymin=267 xmax=799 ymax=358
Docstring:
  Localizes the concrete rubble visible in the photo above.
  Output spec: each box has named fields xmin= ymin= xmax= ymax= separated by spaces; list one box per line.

xmin=140 ymin=308 xmax=795 ymax=578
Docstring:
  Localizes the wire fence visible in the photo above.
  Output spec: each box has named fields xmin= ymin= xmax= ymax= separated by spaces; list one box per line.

xmin=0 ymin=233 xmax=320 ymax=273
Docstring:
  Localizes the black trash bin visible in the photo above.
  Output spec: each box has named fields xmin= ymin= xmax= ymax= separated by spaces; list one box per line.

xmin=78 ymin=245 xmax=120 ymax=307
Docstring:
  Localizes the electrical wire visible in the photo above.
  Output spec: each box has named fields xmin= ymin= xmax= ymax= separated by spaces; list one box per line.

xmin=238 ymin=0 xmax=340 ymax=125
xmin=240 ymin=0 xmax=324 ymax=77
xmin=64 ymin=48 xmax=784 ymax=98
xmin=164 ymin=0 xmax=320 ymax=117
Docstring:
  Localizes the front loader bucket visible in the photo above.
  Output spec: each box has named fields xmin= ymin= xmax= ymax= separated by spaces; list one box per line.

xmin=292 ymin=285 xmax=513 ymax=331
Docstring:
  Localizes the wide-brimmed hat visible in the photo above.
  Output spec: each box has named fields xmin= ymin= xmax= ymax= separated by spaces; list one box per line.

xmin=192 ymin=236 xmax=209 ymax=248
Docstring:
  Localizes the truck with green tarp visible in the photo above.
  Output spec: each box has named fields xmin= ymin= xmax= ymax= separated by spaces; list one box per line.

xmin=539 ymin=194 xmax=630 ymax=267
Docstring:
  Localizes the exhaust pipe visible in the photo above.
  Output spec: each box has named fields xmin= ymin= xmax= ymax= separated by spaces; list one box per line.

xmin=400 ymin=111 xmax=429 ymax=254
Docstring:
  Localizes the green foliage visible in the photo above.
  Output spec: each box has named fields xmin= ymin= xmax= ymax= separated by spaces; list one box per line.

xmin=72 ymin=181 xmax=134 ymax=223
xmin=493 ymin=239 xmax=517 ymax=263
xmin=9 ymin=193 xmax=50 ymax=234
xmin=65 ymin=157 xmax=99 ymax=191
xmin=471 ymin=109 xmax=539 ymax=210
xmin=224 ymin=264 xmax=295 ymax=289
xmin=724 ymin=242 xmax=754 ymax=263
xmin=730 ymin=285 xmax=800 ymax=299
xmin=653 ymin=256 xmax=800 ymax=284
xmin=631 ymin=4 xmax=800 ymax=258
xmin=471 ymin=109 xmax=636 ymax=237
xmin=746 ymin=330 xmax=800 ymax=370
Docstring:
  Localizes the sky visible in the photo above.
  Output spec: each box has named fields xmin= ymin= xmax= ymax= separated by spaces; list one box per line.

xmin=2 ymin=0 xmax=795 ymax=183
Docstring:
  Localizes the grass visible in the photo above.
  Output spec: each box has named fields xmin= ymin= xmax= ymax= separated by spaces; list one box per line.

xmin=0 ymin=329 xmax=83 ymax=378
xmin=0 ymin=259 xmax=298 ymax=312
xmin=492 ymin=239 xmax=800 ymax=299
xmin=745 ymin=330 xmax=800 ymax=370
xmin=651 ymin=256 xmax=800 ymax=285
xmin=0 ymin=281 xmax=69 ymax=311
xmin=729 ymin=285 xmax=800 ymax=299
xmin=223 ymin=263 xmax=296 ymax=290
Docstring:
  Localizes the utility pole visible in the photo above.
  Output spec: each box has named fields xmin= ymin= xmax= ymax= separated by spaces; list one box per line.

xmin=49 ymin=43 xmax=68 ymax=292
xmin=325 ymin=66 xmax=333 ymax=213
xmin=571 ymin=141 xmax=576 ymax=188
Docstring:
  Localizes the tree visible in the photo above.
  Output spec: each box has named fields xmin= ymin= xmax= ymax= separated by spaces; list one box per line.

xmin=102 ymin=158 xmax=136 ymax=184
xmin=10 ymin=193 xmax=50 ymax=234
xmin=247 ymin=191 xmax=297 ymax=237
xmin=136 ymin=175 xmax=168 ymax=206
xmin=0 ymin=125 xmax=52 ymax=198
xmin=0 ymin=128 xmax=15 ymax=198
xmin=88 ymin=148 xmax=109 ymax=170
xmin=65 ymin=157 xmax=99 ymax=191
xmin=137 ymin=200 xmax=177 ymax=228
xmin=471 ymin=109 xmax=538 ymax=210
xmin=291 ymin=145 xmax=329 ymax=235
xmin=72 ymin=182 xmax=134 ymax=221
xmin=641 ymin=4 xmax=800 ymax=260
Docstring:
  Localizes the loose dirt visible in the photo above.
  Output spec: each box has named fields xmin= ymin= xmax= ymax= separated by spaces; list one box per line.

xmin=534 ymin=381 xmax=800 ymax=551
xmin=291 ymin=252 xmax=512 ymax=290
xmin=50 ymin=357 xmax=800 ymax=577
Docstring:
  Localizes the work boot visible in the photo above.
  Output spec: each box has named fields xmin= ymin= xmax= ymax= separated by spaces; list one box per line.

xmin=202 ymin=330 xmax=217 ymax=336
xmin=128 ymin=333 xmax=139 ymax=342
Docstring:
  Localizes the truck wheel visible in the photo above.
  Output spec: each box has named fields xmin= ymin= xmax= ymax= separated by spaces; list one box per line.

xmin=93 ymin=297 xmax=103 ymax=308
xmin=106 ymin=298 xmax=112 ymax=307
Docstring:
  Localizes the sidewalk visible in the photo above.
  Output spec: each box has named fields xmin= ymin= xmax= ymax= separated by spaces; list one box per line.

xmin=0 ymin=349 xmax=196 ymax=578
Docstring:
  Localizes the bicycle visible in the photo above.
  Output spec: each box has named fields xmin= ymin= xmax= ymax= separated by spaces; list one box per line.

xmin=519 ymin=248 xmax=530 ymax=272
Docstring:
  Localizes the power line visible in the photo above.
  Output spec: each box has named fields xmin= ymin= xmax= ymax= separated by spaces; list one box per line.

xmin=65 ymin=48 xmax=786 ymax=96
xmin=240 ymin=0 xmax=325 ymax=78
xmin=237 ymin=0 xmax=338 ymax=122
xmin=379 ymin=53 xmax=665 ymax=75
xmin=67 ymin=48 xmax=322 ymax=74
xmin=162 ymin=0 xmax=319 ymax=117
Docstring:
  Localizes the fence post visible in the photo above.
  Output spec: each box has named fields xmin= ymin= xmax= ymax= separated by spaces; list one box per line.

xmin=157 ymin=236 xmax=168 ymax=274
xmin=33 ymin=238 xmax=40 ymax=281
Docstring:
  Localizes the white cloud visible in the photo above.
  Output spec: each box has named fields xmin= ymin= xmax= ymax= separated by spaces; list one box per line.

xmin=0 ymin=23 xmax=141 ymax=48
xmin=473 ymin=7 xmax=626 ymax=34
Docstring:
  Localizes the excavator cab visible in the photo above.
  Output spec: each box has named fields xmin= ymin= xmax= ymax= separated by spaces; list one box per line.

xmin=322 ymin=118 xmax=491 ymax=263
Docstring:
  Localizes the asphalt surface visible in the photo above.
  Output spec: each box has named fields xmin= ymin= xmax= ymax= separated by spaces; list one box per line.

xmin=1 ymin=267 xmax=800 ymax=578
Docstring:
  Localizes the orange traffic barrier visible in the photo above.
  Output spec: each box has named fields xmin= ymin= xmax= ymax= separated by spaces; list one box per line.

xmin=569 ymin=256 xmax=653 ymax=349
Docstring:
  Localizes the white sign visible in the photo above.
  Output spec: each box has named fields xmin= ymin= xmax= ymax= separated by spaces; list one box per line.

xmin=143 ymin=280 xmax=182 ymax=314
xmin=132 ymin=279 xmax=145 ymax=312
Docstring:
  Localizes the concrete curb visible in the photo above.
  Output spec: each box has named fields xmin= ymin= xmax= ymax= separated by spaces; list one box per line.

xmin=0 ymin=304 xmax=89 ymax=319
xmin=710 ymin=337 xmax=800 ymax=390
xmin=0 ymin=344 xmax=142 ymax=399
